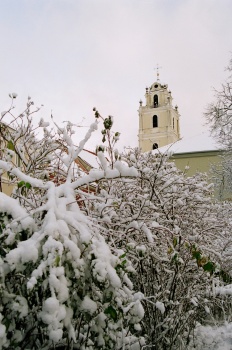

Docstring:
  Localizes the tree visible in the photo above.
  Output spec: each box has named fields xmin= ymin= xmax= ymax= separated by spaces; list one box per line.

xmin=205 ymin=56 xmax=232 ymax=199
xmin=205 ymin=56 xmax=232 ymax=150
xmin=0 ymin=98 xmax=145 ymax=349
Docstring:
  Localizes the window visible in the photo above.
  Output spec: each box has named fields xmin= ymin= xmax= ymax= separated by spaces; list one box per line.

xmin=153 ymin=143 xmax=158 ymax=150
xmin=154 ymin=94 xmax=158 ymax=107
xmin=153 ymin=115 xmax=158 ymax=128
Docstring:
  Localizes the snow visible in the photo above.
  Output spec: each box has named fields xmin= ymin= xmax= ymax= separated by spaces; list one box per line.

xmin=133 ymin=292 xmax=144 ymax=301
xmin=39 ymin=297 xmax=66 ymax=342
xmin=132 ymin=300 xmax=145 ymax=319
xmin=0 ymin=324 xmax=5 ymax=338
xmin=155 ymin=301 xmax=165 ymax=314
xmin=190 ymin=297 xmax=198 ymax=307
xmin=215 ymin=284 xmax=232 ymax=296
xmin=80 ymin=295 xmax=98 ymax=315
xmin=140 ymin=223 xmax=154 ymax=243
xmin=6 ymin=236 xmax=39 ymax=268
xmin=0 ymin=316 xmax=7 ymax=348
xmin=191 ymin=322 xmax=232 ymax=350
xmin=27 ymin=276 xmax=37 ymax=290
xmin=43 ymin=297 xmax=59 ymax=314
xmin=152 ymin=221 xmax=160 ymax=228
xmin=12 ymin=296 xmax=28 ymax=318
xmin=49 ymin=329 xmax=63 ymax=342
xmin=0 ymin=192 xmax=34 ymax=230
xmin=63 ymin=238 xmax=81 ymax=259
xmin=91 ymin=237 xmax=122 ymax=288
xmin=97 ymin=150 xmax=108 ymax=170
xmin=134 ymin=323 xmax=142 ymax=331
xmin=11 ymin=167 xmax=45 ymax=188
xmin=114 ymin=160 xmax=138 ymax=177
xmin=39 ymin=118 xmax=50 ymax=127
xmin=74 ymin=120 xmax=98 ymax=157
xmin=136 ymin=245 xmax=146 ymax=254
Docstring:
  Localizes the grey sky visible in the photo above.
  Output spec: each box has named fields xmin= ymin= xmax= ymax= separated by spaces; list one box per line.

xmin=0 ymin=0 xmax=231 ymax=151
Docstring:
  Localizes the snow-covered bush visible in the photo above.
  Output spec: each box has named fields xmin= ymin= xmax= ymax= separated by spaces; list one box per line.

xmin=0 ymin=100 xmax=145 ymax=349
xmin=1 ymin=97 xmax=232 ymax=349
xmin=90 ymin=148 xmax=232 ymax=349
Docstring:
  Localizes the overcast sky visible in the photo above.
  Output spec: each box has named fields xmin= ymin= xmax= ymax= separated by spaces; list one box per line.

xmin=0 ymin=0 xmax=231 ymax=151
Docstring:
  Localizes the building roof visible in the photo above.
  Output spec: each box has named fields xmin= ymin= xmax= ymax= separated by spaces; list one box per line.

xmin=154 ymin=131 xmax=222 ymax=155
xmin=78 ymin=149 xmax=100 ymax=170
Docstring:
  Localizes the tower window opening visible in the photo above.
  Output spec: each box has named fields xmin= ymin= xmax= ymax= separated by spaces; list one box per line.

xmin=153 ymin=115 xmax=158 ymax=128
xmin=153 ymin=143 xmax=158 ymax=150
xmin=154 ymin=94 xmax=158 ymax=108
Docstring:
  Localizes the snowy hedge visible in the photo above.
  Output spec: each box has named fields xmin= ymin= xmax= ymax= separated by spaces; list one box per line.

xmin=0 ymin=100 xmax=145 ymax=349
xmin=1 ymin=98 xmax=232 ymax=350
xmin=90 ymin=149 xmax=232 ymax=349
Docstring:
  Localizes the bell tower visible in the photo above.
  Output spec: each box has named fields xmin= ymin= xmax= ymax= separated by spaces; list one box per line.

xmin=138 ymin=71 xmax=180 ymax=152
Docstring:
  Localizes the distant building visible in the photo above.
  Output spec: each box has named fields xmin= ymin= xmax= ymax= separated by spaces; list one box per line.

xmin=157 ymin=132 xmax=222 ymax=175
xmin=138 ymin=75 xmax=180 ymax=152
xmin=0 ymin=123 xmax=20 ymax=196
xmin=160 ymin=135 xmax=230 ymax=200
xmin=138 ymin=74 xmax=229 ymax=200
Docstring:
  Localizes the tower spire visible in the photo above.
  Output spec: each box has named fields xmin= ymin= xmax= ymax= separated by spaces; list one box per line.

xmin=155 ymin=64 xmax=162 ymax=81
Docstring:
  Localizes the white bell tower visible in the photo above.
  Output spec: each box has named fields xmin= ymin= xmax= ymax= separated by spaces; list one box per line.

xmin=138 ymin=69 xmax=180 ymax=152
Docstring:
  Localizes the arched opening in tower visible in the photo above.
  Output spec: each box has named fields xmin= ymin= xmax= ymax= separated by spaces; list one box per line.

xmin=153 ymin=115 xmax=158 ymax=128
xmin=153 ymin=143 xmax=158 ymax=150
xmin=154 ymin=95 xmax=158 ymax=107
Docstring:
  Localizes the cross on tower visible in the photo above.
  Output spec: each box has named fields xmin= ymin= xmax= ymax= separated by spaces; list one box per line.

xmin=155 ymin=64 xmax=162 ymax=81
